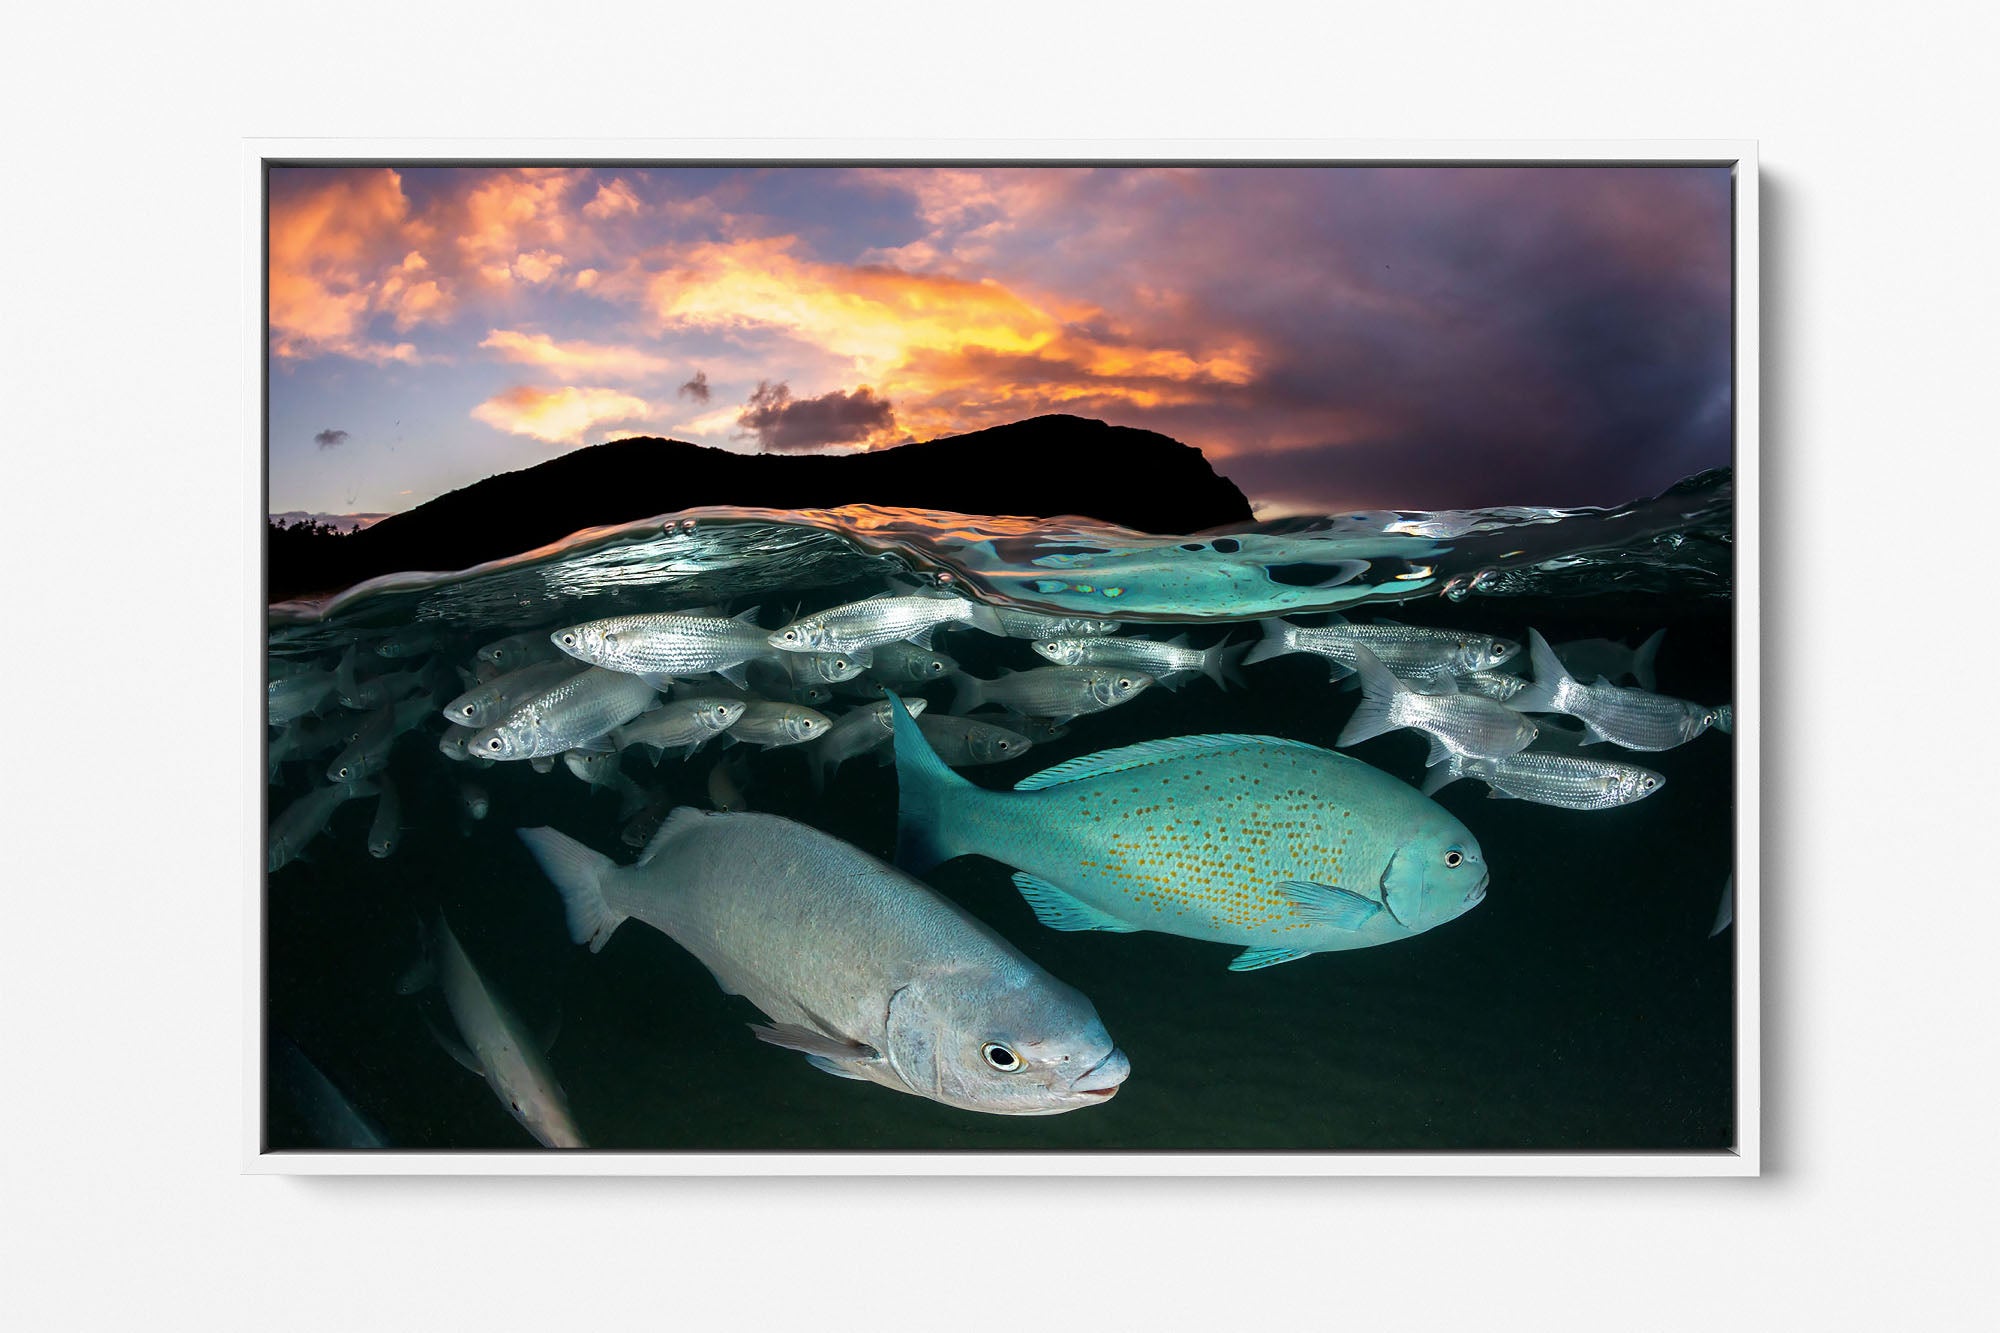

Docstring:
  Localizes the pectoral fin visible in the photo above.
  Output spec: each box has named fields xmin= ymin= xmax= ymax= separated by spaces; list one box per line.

xmin=715 ymin=662 xmax=749 ymax=689
xmin=1011 ymin=872 xmax=1139 ymax=933
xmin=1277 ymin=879 xmax=1384 ymax=932
xmin=1228 ymin=946 xmax=1312 ymax=972
xmin=748 ymin=1022 xmax=880 ymax=1064
xmin=803 ymin=1053 xmax=872 ymax=1081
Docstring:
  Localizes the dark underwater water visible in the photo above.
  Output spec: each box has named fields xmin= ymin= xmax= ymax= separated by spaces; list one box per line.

xmin=264 ymin=480 xmax=1735 ymax=1155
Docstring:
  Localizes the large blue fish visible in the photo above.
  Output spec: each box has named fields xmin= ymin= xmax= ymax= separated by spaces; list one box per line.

xmin=889 ymin=698 xmax=1489 ymax=970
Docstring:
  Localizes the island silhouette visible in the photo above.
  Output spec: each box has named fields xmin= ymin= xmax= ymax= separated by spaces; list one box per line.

xmin=268 ymin=415 xmax=1252 ymax=602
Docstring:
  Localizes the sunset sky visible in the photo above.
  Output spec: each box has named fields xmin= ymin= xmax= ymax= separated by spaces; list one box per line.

xmin=267 ymin=164 xmax=1732 ymax=523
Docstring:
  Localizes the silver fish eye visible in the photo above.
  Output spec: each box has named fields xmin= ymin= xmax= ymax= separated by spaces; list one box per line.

xmin=1118 ymin=677 xmax=1132 ymax=689
xmin=997 ymin=740 xmax=1011 ymax=750
xmin=1444 ymin=850 xmax=1464 ymax=868
xmin=981 ymin=1043 xmax=1022 ymax=1072
xmin=1642 ymin=776 xmax=1657 ymax=789
xmin=487 ymin=738 xmax=502 ymax=750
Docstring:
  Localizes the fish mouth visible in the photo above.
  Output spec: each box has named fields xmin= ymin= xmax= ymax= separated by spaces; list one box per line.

xmin=1465 ymin=874 xmax=1490 ymax=907
xmin=1069 ymin=1047 xmax=1131 ymax=1096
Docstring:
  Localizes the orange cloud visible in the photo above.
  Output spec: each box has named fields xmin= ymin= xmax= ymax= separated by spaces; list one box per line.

xmin=268 ymin=169 xmax=443 ymax=362
xmin=479 ymin=329 xmax=674 ymax=381
xmin=639 ymin=235 xmax=1256 ymax=438
xmin=583 ymin=178 xmax=641 ymax=220
xmin=470 ymin=385 xmax=657 ymax=445
xmin=457 ymin=169 xmax=586 ymax=284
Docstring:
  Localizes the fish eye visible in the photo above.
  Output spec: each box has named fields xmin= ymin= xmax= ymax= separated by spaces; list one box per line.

xmin=981 ymin=1042 xmax=1022 ymax=1072
xmin=1491 ymin=644 xmax=1507 ymax=657
xmin=1117 ymin=677 xmax=1132 ymax=688
xmin=1444 ymin=850 xmax=1464 ymax=868
xmin=1641 ymin=776 xmax=1657 ymax=789
xmin=561 ymin=632 xmax=577 ymax=647
xmin=487 ymin=738 xmax=502 ymax=750
xmin=996 ymin=740 xmax=1011 ymax=750
xmin=930 ymin=661 xmax=944 ymax=673
xmin=459 ymin=704 xmax=474 ymax=717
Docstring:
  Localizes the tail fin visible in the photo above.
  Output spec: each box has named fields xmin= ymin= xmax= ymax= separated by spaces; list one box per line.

xmin=516 ymin=827 xmax=626 ymax=952
xmin=889 ymin=693 xmax=977 ymax=875
xmin=1240 ymin=618 xmax=1296 ymax=667
xmin=1336 ymin=646 xmax=1408 ymax=748
xmin=1205 ymin=639 xmax=1252 ymax=690
xmin=1633 ymin=628 xmax=1666 ymax=692
xmin=962 ymin=600 xmax=1006 ymax=637
xmin=949 ymin=671 xmax=989 ymax=714
xmin=1509 ymin=629 xmax=1574 ymax=715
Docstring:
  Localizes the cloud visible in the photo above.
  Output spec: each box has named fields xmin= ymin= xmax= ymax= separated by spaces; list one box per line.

xmin=268 ymin=169 xmax=439 ymax=363
xmin=735 ymin=381 xmax=898 ymax=452
xmin=479 ymin=328 xmax=672 ymax=380
xmin=583 ymin=178 xmax=642 ymax=220
xmin=470 ymin=385 xmax=658 ymax=445
xmin=313 ymin=428 xmax=350 ymax=449
xmin=635 ymin=234 xmax=1255 ymax=444
xmin=678 ymin=370 xmax=711 ymax=403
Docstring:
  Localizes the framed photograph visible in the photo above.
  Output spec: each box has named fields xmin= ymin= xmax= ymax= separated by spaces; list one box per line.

xmin=251 ymin=141 xmax=1756 ymax=1175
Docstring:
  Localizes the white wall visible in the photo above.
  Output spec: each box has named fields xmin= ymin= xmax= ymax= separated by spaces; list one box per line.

xmin=7 ymin=2 xmax=1995 ymax=1329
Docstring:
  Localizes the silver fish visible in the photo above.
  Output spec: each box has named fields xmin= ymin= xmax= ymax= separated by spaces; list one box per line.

xmin=438 ymin=723 xmax=476 ymax=761
xmin=441 ymin=660 xmax=577 ymax=729
xmin=469 ymin=667 xmax=658 ymax=761
xmin=990 ymin=609 xmax=1123 ymax=639
xmin=268 ymin=714 xmax=352 ymax=778
xmin=402 ymin=913 xmax=585 ymax=1149
xmin=728 ymin=700 xmax=831 ymax=748
xmin=460 ymin=782 xmax=490 ymax=821
xmin=1513 ymin=630 xmax=1724 ymax=752
xmin=1452 ymin=670 xmax=1530 ymax=704
xmin=951 ymin=665 xmax=1154 ymax=723
xmin=268 ymin=670 xmax=337 ymax=726
xmin=1554 ymin=630 xmax=1665 ymax=693
xmin=1338 ymin=647 xmax=1538 ymax=763
xmin=1422 ymin=750 xmax=1664 ymax=809
xmin=1244 ymin=616 xmax=1519 ymax=685
xmin=812 ymin=697 xmax=928 ymax=787
xmin=562 ymin=750 xmax=648 ymax=817
xmin=475 ymin=629 xmax=565 ymax=674
xmin=334 ymin=646 xmax=427 ymax=710
xmin=268 ymin=776 xmax=378 ymax=872
xmin=610 ymin=697 xmax=746 ymax=760
xmin=366 ymin=775 xmax=402 ymax=858
xmin=326 ymin=704 xmax=401 ymax=784
xmin=865 ymin=641 xmax=958 ymax=685
xmin=374 ymin=625 xmax=448 ymax=659
xmin=916 ymin=714 xmax=1035 ymax=767
xmin=549 ymin=608 xmax=770 ymax=687
xmin=768 ymin=593 xmax=1004 ymax=655
xmin=518 ymin=813 xmax=1129 ymax=1115
xmin=1030 ymin=634 xmax=1248 ymax=691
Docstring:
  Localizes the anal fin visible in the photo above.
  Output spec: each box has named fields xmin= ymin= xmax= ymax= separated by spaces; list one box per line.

xmin=1012 ymin=872 xmax=1139 ymax=933
xmin=1228 ymin=946 xmax=1312 ymax=972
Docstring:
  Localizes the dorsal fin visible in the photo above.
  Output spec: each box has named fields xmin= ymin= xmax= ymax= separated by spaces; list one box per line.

xmin=638 ymin=806 xmax=710 ymax=865
xmin=1013 ymin=733 xmax=1329 ymax=791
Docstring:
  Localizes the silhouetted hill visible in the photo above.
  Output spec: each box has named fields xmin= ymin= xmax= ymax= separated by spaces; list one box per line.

xmin=268 ymin=415 xmax=1251 ymax=602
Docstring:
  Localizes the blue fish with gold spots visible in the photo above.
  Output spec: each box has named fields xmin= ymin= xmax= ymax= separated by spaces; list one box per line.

xmin=888 ymin=697 xmax=1489 ymax=971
